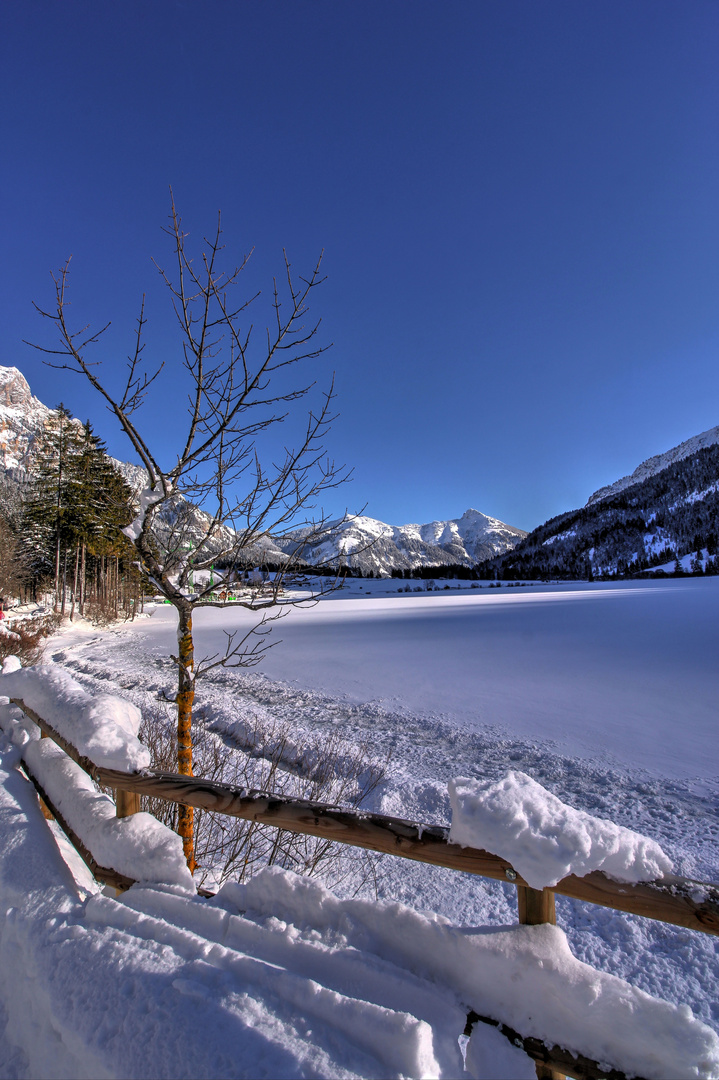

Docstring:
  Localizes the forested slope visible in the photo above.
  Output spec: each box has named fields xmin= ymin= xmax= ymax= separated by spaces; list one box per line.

xmin=486 ymin=444 xmax=719 ymax=580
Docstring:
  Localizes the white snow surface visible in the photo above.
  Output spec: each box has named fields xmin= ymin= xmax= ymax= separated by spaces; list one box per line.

xmin=218 ymin=868 xmax=718 ymax=1080
xmin=0 ymin=736 xmax=716 ymax=1080
xmin=1 ymin=577 xmax=716 ymax=1076
xmin=449 ymin=771 xmax=673 ymax=889
xmin=0 ymin=664 xmax=150 ymax=772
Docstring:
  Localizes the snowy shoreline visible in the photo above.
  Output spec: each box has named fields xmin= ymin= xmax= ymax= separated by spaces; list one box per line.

xmin=28 ymin=577 xmax=717 ymax=1041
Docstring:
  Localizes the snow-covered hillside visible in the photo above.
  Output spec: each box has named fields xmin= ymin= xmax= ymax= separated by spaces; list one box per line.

xmin=587 ymin=425 xmax=719 ymax=506
xmin=492 ymin=432 xmax=719 ymax=579
xmin=283 ymin=509 xmax=526 ymax=574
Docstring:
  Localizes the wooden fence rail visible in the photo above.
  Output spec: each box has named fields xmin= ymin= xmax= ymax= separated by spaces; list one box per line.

xmin=12 ymin=698 xmax=719 ymax=938
xmin=9 ymin=697 xmax=719 ymax=1080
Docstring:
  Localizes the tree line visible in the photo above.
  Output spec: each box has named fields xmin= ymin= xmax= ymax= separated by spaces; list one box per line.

xmin=0 ymin=405 xmax=142 ymax=619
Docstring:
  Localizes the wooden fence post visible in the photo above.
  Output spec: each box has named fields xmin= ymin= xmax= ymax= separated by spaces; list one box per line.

xmin=517 ymin=885 xmax=563 ymax=1080
xmin=115 ymin=790 xmax=141 ymax=818
xmin=517 ymin=885 xmax=556 ymax=927
xmin=114 ymin=789 xmax=141 ymax=895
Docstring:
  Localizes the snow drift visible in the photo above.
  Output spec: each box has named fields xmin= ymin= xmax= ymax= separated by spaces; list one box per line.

xmin=0 ymin=663 xmax=150 ymax=772
xmin=449 ymin=771 xmax=673 ymax=889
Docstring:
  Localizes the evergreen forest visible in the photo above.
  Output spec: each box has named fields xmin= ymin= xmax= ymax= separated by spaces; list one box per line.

xmin=0 ymin=406 xmax=141 ymax=618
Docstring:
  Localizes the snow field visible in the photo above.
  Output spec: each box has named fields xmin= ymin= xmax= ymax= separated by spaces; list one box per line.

xmin=0 ymin=726 xmax=717 ymax=1079
xmin=139 ymin=578 xmax=719 ymax=780
xmin=0 ymin=578 xmax=713 ymax=1076
xmin=44 ymin=589 xmax=719 ymax=1035
xmin=0 ymin=750 xmax=399 ymax=1079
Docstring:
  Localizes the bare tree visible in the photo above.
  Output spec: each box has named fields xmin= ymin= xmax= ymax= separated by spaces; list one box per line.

xmin=28 ymin=198 xmax=351 ymax=870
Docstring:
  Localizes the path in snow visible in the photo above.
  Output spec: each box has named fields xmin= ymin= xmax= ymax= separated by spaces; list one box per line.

xmin=46 ymin=579 xmax=719 ymax=1034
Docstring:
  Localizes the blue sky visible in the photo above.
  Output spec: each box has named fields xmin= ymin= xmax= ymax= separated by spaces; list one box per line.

xmin=2 ymin=1 xmax=718 ymax=532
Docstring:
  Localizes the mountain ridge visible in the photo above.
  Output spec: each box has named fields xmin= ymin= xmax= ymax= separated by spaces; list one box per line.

xmin=587 ymin=425 xmax=719 ymax=506
xmin=490 ymin=430 xmax=719 ymax=579
xmin=279 ymin=509 xmax=526 ymax=575
xmin=0 ymin=365 xmax=525 ymax=574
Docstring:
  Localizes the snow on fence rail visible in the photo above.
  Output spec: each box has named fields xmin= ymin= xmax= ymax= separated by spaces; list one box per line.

xmin=6 ymin=695 xmax=719 ymax=937
xmin=2 ymin=669 xmax=719 ymax=1080
xmin=2 ymin=695 xmax=712 ymax=941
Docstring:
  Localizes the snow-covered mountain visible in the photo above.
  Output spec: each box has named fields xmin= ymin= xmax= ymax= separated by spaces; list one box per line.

xmin=0 ymin=364 xmax=525 ymax=573
xmin=587 ymin=425 xmax=719 ymax=506
xmin=0 ymin=366 xmax=58 ymax=475
xmin=282 ymin=509 xmax=526 ymax=574
xmin=492 ymin=426 xmax=719 ymax=579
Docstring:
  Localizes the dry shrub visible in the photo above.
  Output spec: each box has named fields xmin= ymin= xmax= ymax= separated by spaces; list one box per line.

xmin=81 ymin=597 xmax=120 ymax=627
xmin=0 ymin=614 xmax=60 ymax=667
xmin=139 ymin=704 xmax=388 ymax=895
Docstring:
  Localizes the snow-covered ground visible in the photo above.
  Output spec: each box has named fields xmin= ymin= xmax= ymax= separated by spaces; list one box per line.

xmin=142 ymin=577 xmax=718 ymax=779
xmin=1 ymin=578 xmax=717 ymax=1076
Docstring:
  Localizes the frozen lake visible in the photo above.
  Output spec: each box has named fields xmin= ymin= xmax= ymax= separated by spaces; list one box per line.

xmin=132 ymin=578 xmax=719 ymax=781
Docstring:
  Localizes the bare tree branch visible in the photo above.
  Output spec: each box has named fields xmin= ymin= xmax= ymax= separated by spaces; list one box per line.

xmin=27 ymin=200 xmax=355 ymax=871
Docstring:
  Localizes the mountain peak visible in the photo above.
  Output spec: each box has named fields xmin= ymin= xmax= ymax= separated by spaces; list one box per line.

xmin=0 ymin=364 xmax=54 ymax=472
xmin=0 ymin=365 xmax=33 ymax=409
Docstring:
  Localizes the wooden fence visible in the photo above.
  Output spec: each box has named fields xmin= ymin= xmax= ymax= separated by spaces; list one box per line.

xmin=10 ymin=697 xmax=719 ymax=1080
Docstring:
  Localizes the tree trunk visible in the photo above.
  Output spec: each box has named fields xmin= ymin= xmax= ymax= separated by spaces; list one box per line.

xmin=54 ymin=535 xmax=61 ymax=612
xmin=79 ymin=543 xmax=86 ymax=616
xmin=61 ymin=547 xmax=68 ymax=616
xmin=176 ymin=603 xmax=196 ymax=873
xmin=70 ymin=546 xmax=80 ymax=621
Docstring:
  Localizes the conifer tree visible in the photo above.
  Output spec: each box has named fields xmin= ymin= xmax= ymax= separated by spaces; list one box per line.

xmin=21 ymin=410 xmax=135 ymax=614
xmin=22 ymin=404 xmax=84 ymax=608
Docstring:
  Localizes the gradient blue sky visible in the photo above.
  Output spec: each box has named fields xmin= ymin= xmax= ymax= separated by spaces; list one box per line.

xmin=2 ymin=1 xmax=718 ymax=532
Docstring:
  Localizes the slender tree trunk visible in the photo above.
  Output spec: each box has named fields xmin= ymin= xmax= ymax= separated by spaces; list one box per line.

xmin=176 ymin=602 xmax=196 ymax=873
xmin=70 ymin=546 xmax=80 ymax=620
xmin=61 ymin=548 xmax=68 ymax=616
xmin=79 ymin=543 xmax=86 ymax=616
xmin=54 ymin=535 xmax=61 ymax=612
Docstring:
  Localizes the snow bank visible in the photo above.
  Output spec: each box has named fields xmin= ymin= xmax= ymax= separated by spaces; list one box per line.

xmin=217 ymin=867 xmax=719 ymax=1080
xmin=0 ymin=701 xmax=193 ymax=891
xmin=0 ymin=664 xmax=150 ymax=772
xmin=0 ymin=728 xmax=715 ymax=1079
xmin=448 ymin=771 xmax=672 ymax=889
xmin=0 ymin=747 xmax=391 ymax=1080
